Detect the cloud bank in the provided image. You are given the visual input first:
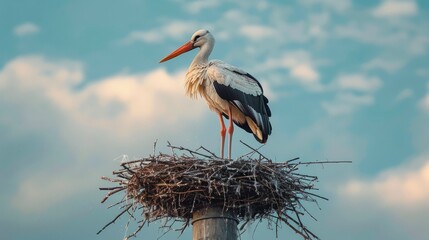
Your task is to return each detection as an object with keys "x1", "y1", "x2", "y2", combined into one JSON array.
[{"x1": 0, "y1": 55, "x2": 207, "y2": 213}]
